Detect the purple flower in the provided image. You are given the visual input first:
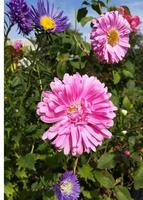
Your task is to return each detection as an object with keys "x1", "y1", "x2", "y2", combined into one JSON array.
[
  {"x1": 31, "y1": 0, "x2": 69, "y2": 32},
  {"x1": 7, "y1": 0, "x2": 33, "y2": 35},
  {"x1": 52, "y1": 171, "x2": 80, "y2": 200}
]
